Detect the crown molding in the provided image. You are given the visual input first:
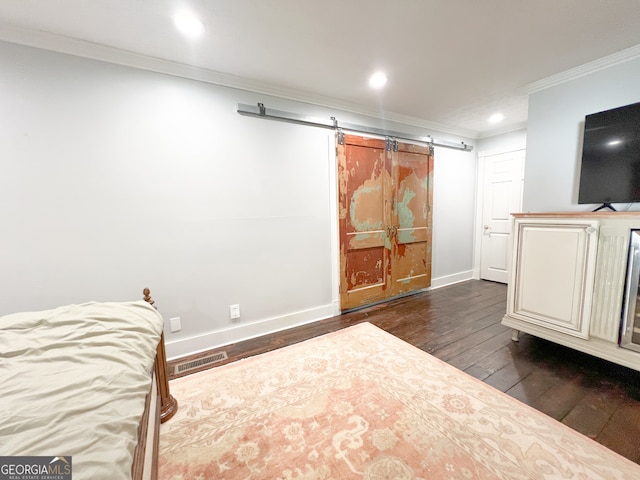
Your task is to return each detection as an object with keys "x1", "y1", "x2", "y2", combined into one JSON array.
[
  {"x1": 524, "y1": 43, "x2": 640, "y2": 94},
  {"x1": 0, "y1": 21, "x2": 479, "y2": 140},
  {"x1": 476, "y1": 121, "x2": 528, "y2": 140}
]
